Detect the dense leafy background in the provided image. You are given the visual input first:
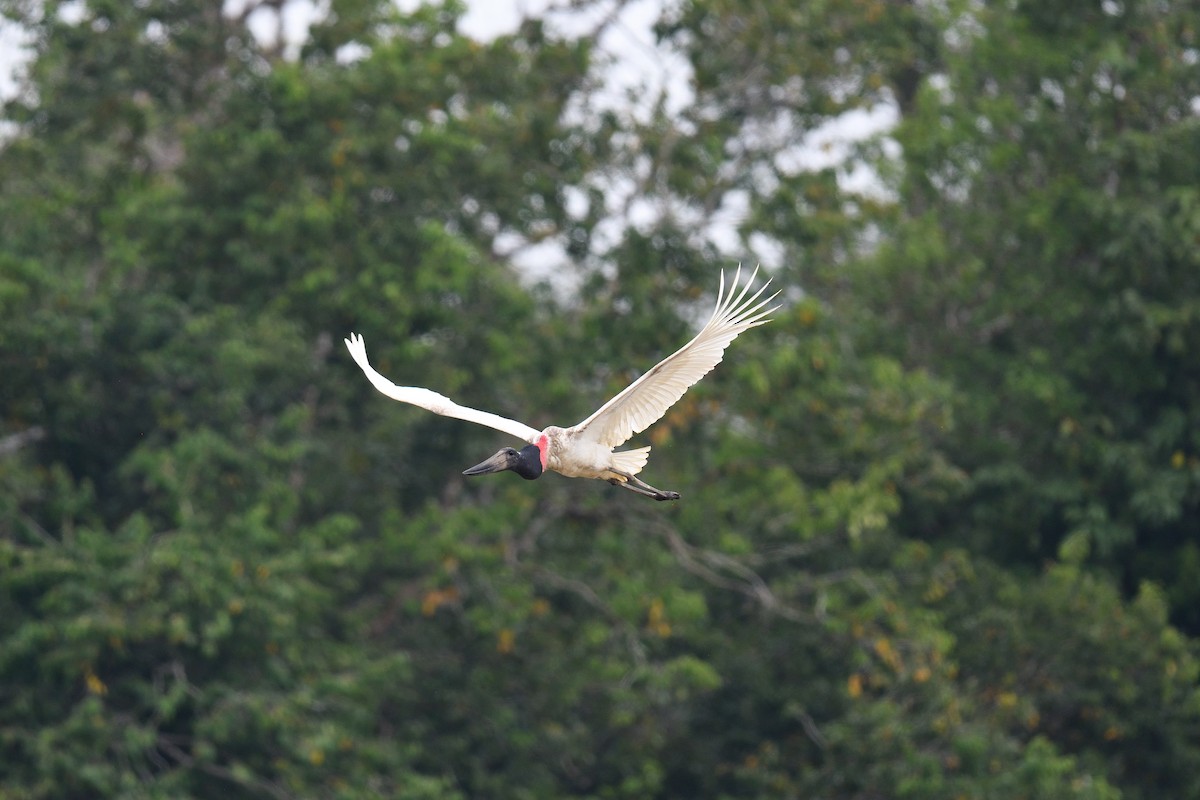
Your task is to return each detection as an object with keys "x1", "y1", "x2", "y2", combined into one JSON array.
[{"x1": 2, "y1": 0, "x2": 1198, "y2": 797}]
